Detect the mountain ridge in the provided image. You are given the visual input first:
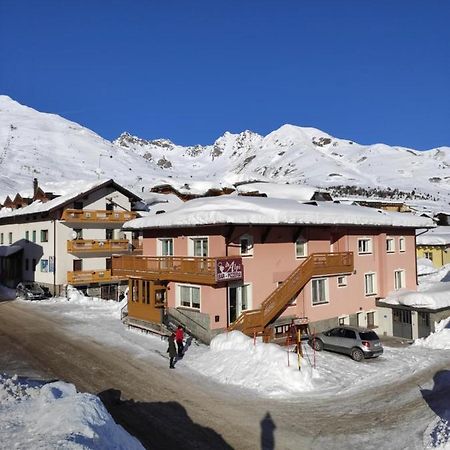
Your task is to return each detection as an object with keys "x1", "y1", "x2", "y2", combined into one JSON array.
[{"x1": 0, "y1": 96, "x2": 449, "y2": 213}]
